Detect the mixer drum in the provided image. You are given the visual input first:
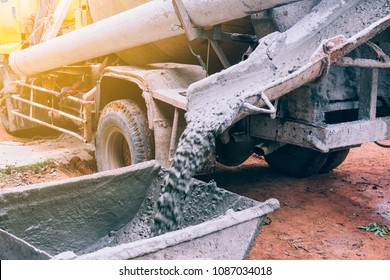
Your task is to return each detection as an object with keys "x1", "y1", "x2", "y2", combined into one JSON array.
[{"x1": 88, "y1": 0, "x2": 255, "y2": 72}]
